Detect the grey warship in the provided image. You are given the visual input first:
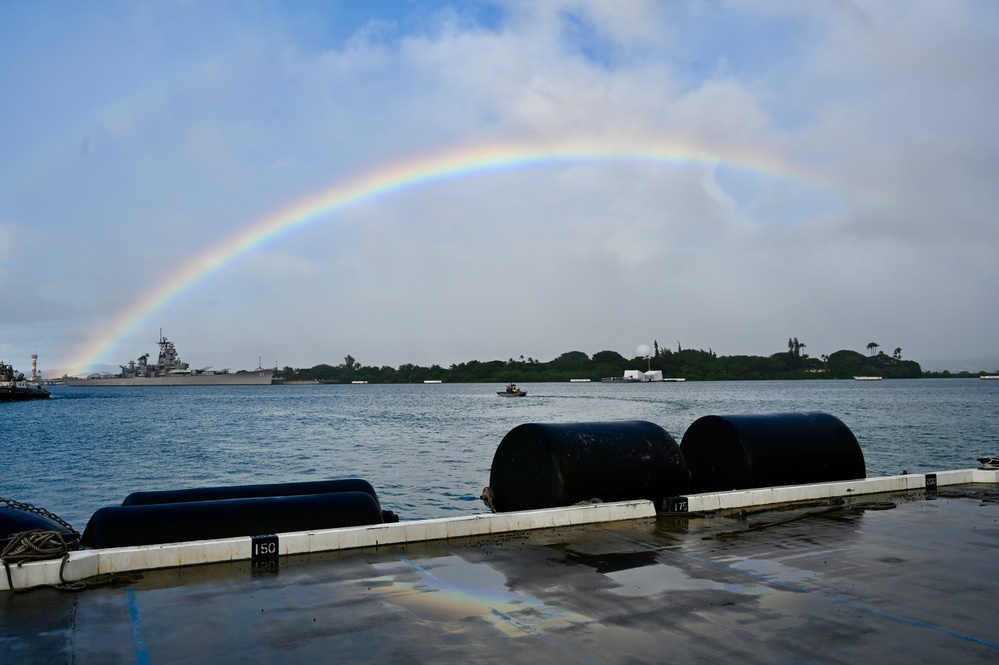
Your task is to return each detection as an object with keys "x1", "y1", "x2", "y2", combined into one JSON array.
[{"x1": 64, "y1": 334, "x2": 274, "y2": 386}]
